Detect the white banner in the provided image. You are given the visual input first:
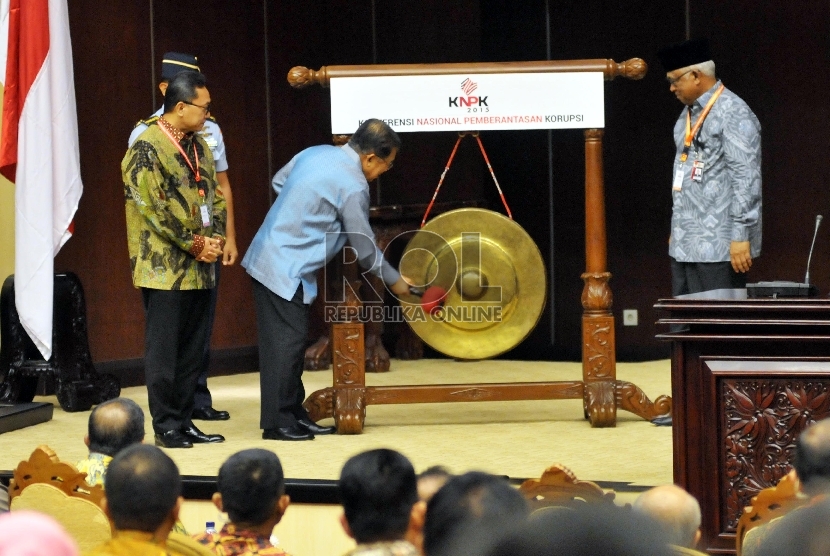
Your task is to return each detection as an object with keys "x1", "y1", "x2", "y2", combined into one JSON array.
[{"x1": 330, "y1": 72, "x2": 604, "y2": 134}]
